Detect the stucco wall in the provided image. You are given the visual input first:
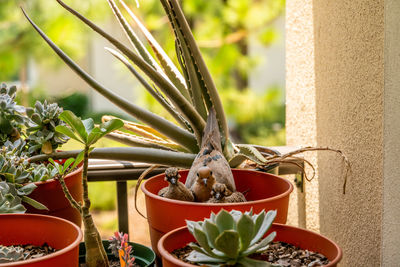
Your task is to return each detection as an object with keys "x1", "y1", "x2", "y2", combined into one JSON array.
[{"x1": 286, "y1": 0, "x2": 400, "y2": 266}]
